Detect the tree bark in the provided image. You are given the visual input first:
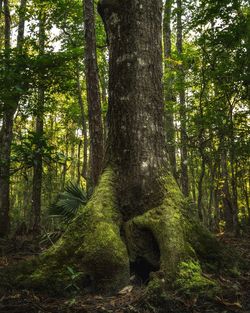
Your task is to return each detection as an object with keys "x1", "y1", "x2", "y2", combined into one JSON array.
[
  {"x1": 0, "y1": 112, "x2": 13, "y2": 237},
  {"x1": 0, "y1": 0, "x2": 27, "y2": 237},
  {"x1": 30, "y1": 13, "x2": 45, "y2": 235},
  {"x1": 176, "y1": 0, "x2": 189, "y2": 197},
  {"x1": 17, "y1": 0, "x2": 27, "y2": 53},
  {"x1": 76, "y1": 60, "x2": 88, "y2": 180},
  {"x1": 84, "y1": 0, "x2": 104, "y2": 186},
  {"x1": 0, "y1": 0, "x2": 3, "y2": 49},
  {"x1": 101, "y1": 0, "x2": 167, "y2": 219},
  {"x1": 0, "y1": 0, "x2": 12, "y2": 237},
  {"x1": 163, "y1": 0, "x2": 177, "y2": 180},
  {"x1": 221, "y1": 150, "x2": 234, "y2": 232}
]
